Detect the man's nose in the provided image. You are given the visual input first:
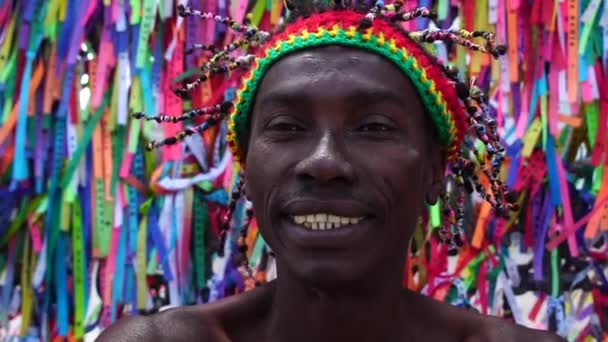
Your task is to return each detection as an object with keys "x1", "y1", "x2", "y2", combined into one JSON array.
[{"x1": 294, "y1": 132, "x2": 355, "y2": 183}]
